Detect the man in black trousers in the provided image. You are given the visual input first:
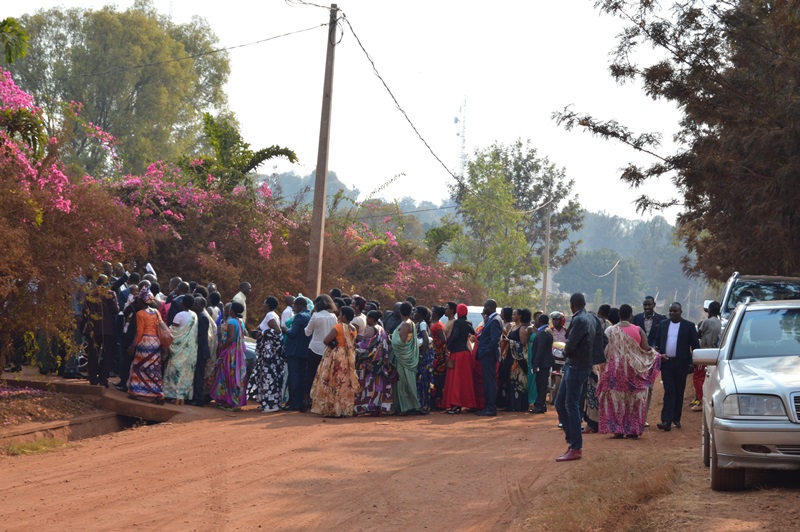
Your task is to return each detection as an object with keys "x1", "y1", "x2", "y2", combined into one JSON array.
[
  {"x1": 475, "y1": 299, "x2": 503, "y2": 416},
  {"x1": 530, "y1": 313, "x2": 554, "y2": 414},
  {"x1": 656, "y1": 302, "x2": 699, "y2": 431}
]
